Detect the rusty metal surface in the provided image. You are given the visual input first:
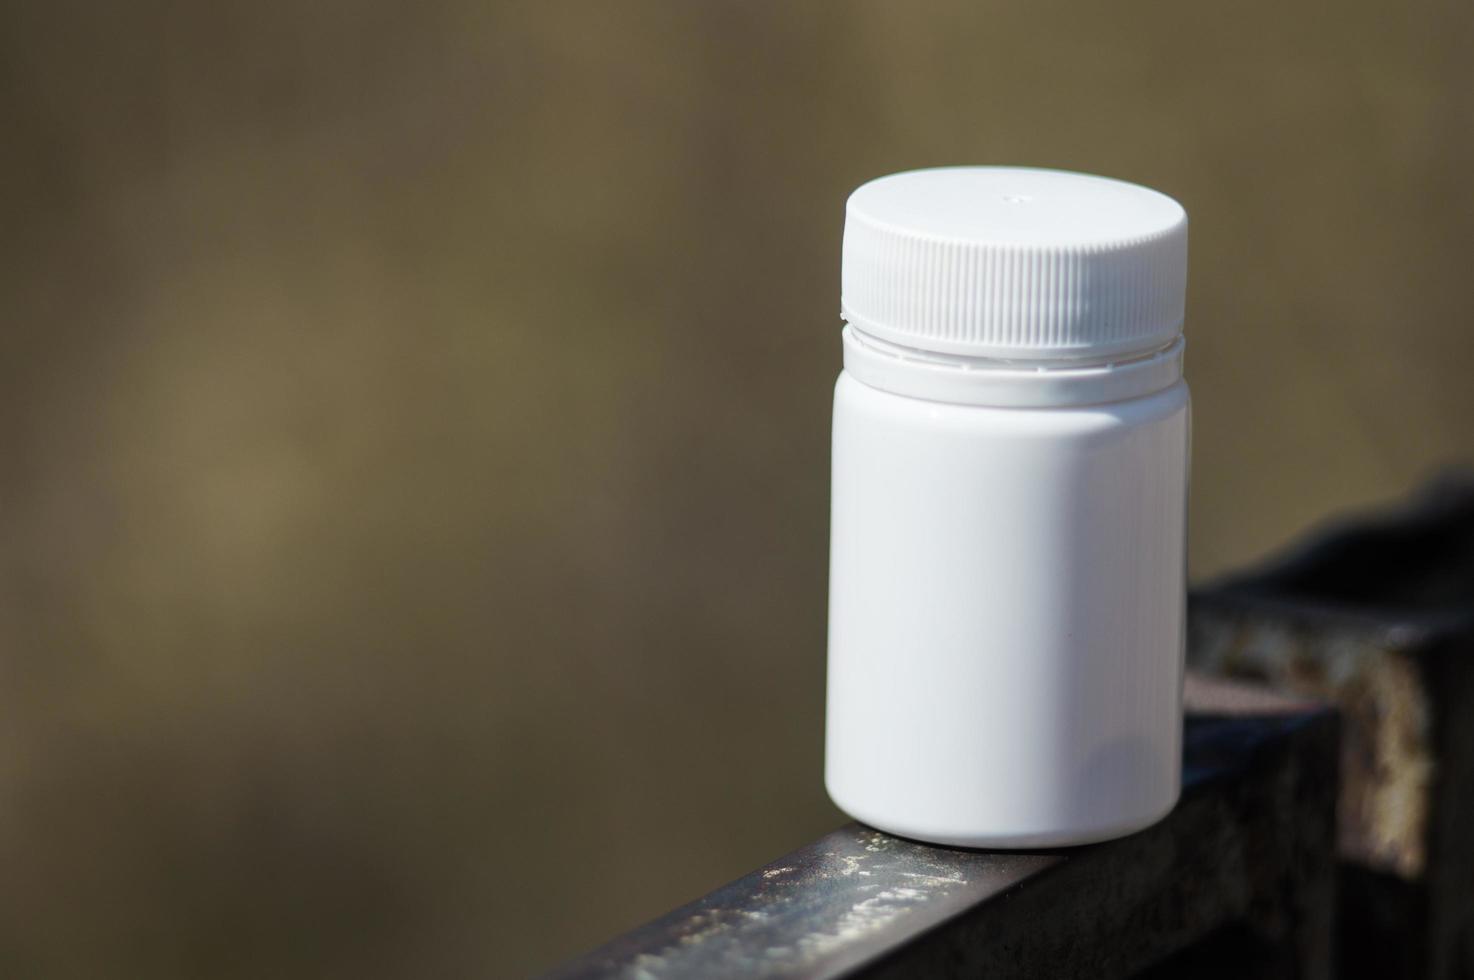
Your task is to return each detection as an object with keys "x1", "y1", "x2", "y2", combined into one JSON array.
[
  {"x1": 550, "y1": 827, "x2": 1059, "y2": 980},
  {"x1": 1191, "y1": 609, "x2": 1438, "y2": 878},
  {"x1": 546, "y1": 698, "x2": 1337, "y2": 980},
  {"x1": 1190, "y1": 472, "x2": 1474, "y2": 980}
]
